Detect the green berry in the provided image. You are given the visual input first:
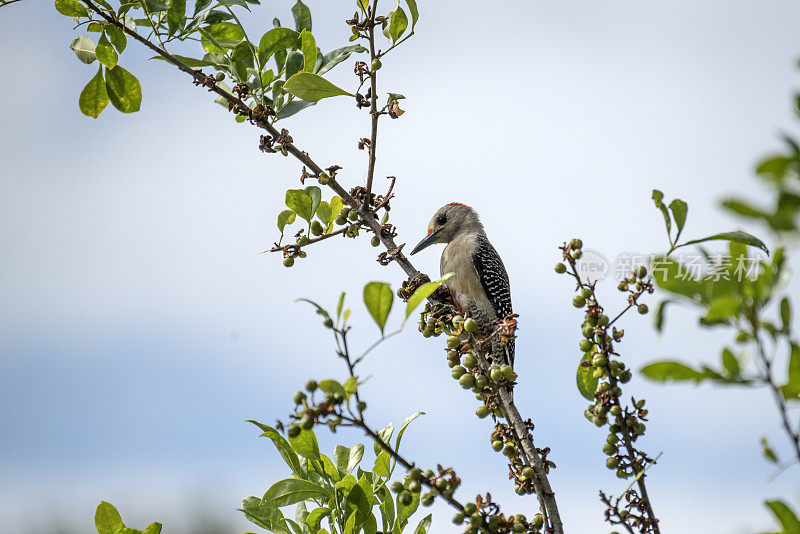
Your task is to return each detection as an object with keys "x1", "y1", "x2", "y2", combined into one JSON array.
[
  {"x1": 293, "y1": 391, "x2": 306, "y2": 404},
  {"x1": 555, "y1": 262, "x2": 567, "y2": 274},
  {"x1": 501, "y1": 365, "x2": 515, "y2": 380},
  {"x1": 570, "y1": 238, "x2": 583, "y2": 250},
  {"x1": 371, "y1": 58, "x2": 382, "y2": 70},
  {"x1": 618, "y1": 281, "x2": 628, "y2": 291},
  {"x1": 636, "y1": 265, "x2": 647, "y2": 278},
  {"x1": 607, "y1": 433, "x2": 619, "y2": 444},
  {"x1": 317, "y1": 172, "x2": 330, "y2": 185},
  {"x1": 598, "y1": 315, "x2": 609, "y2": 326},
  {"x1": 283, "y1": 257, "x2": 295, "y2": 267},
  {"x1": 447, "y1": 335, "x2": 461, "y2": 349},
  {"x1": 453, "y1": 513, "x2": 465, "y2": 525},
  {"x1": 462, "y1": 354, "x2": 477, "y2": 368},
  {"x1": 579, "y1": 339, "x2": 594, "y2": 352},
  {"x1": 311, "y1": 221, "x2": 323, "y2": 236},
  {"x1": 476, "y1": 405, "x2": 490, "y2": 418},
  {"x1": 532, "y1": 513, "x2": 544, "y2": 528},
  {"x1": 348, "y1": 210, "x2": 359, "y2": 221},
  {"x1": 638, "y1": 304, "x2": 649, "y2": 314},
  {"x1": 335, "y1": 215, "x2": 347, "y2": 225},
  {"x1": 215, "y1": 72, "x2": 226, "y2": 81},
  {"x1": 491, "y1": 440, "x2": 503, "y2": 451},
  {"x1": 391, "y1": 481, "x2": 404, "y2": 493},
  {"x1": 610, "y1": 405, "x2": 622, "y2": 416},
  {"x1": 573, "y1": 249, "x2": 583, "y2": 259},
  {"x1": 592, "y1": 354, "x2": 607, "y2": 367},
  {"x1": 287, "y1": 424, "x2": 301, "y2": 438},
  {"x1": 301, "y1": 416, "x2": 314, "y2": 430},
  {"x1": 522, "y1": 466, "x2": 535, "y2": 479},
  {"x1": 603, "y1": 443, "x2": 617, "y2": 455},
  {"x1": 371, "y1": 235, "x2": 380, "y2": 247},
  {"x1": 581, "y1": 287, "x2": 592, "y2": 298},
  {"x1": 399, "y1": 492, "x2": 412, "y2": 506},
  {"x1": 407, "y1": 480, "x2": 421, "y2": 493},
  {"x1": 323, "y1": 317, "x2": 334, "y2": 328},
  {"x1": 451, "y1": 365, "x2": 466, "y2": 379},
  {"x1": 459, "y1": 373, "x2": 475, "y2": 389},
  {"x1": 421, "y1": 493, "x2": 434, "y2": 506},
  {"x1": 490, "y1": 368, "x2": 504, "y2": 382},
  {"x1": 463, "y1": 318, "x2": 478, "y2": 333},
  {"x1": 464, "y1": 503, "x2": 477, "y2": 515},
  {"x1": 606, "y1": 457, "x2": 619, "y2": 469},
  {"x1": 512, "y1": 523, "x2": 525, "y2": 533},
  {"x1": 573, "y1": 295, "x2": 586, "y2": 308},
  {"x1": 305, "y1": 380, "x2": 318, "y2": 392},
  {"x1": 620, "y1": 370, "x2": 632, "y2": 383},
  {"x1": 357, "y1": 401, "x2": 367, "y2": 411},
  {"x1": 297, "y1": 235, "x2": 309, "y2": 246},
  {"x1": 582, "y1": 325, "x2": 595, "y2": 338}
]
